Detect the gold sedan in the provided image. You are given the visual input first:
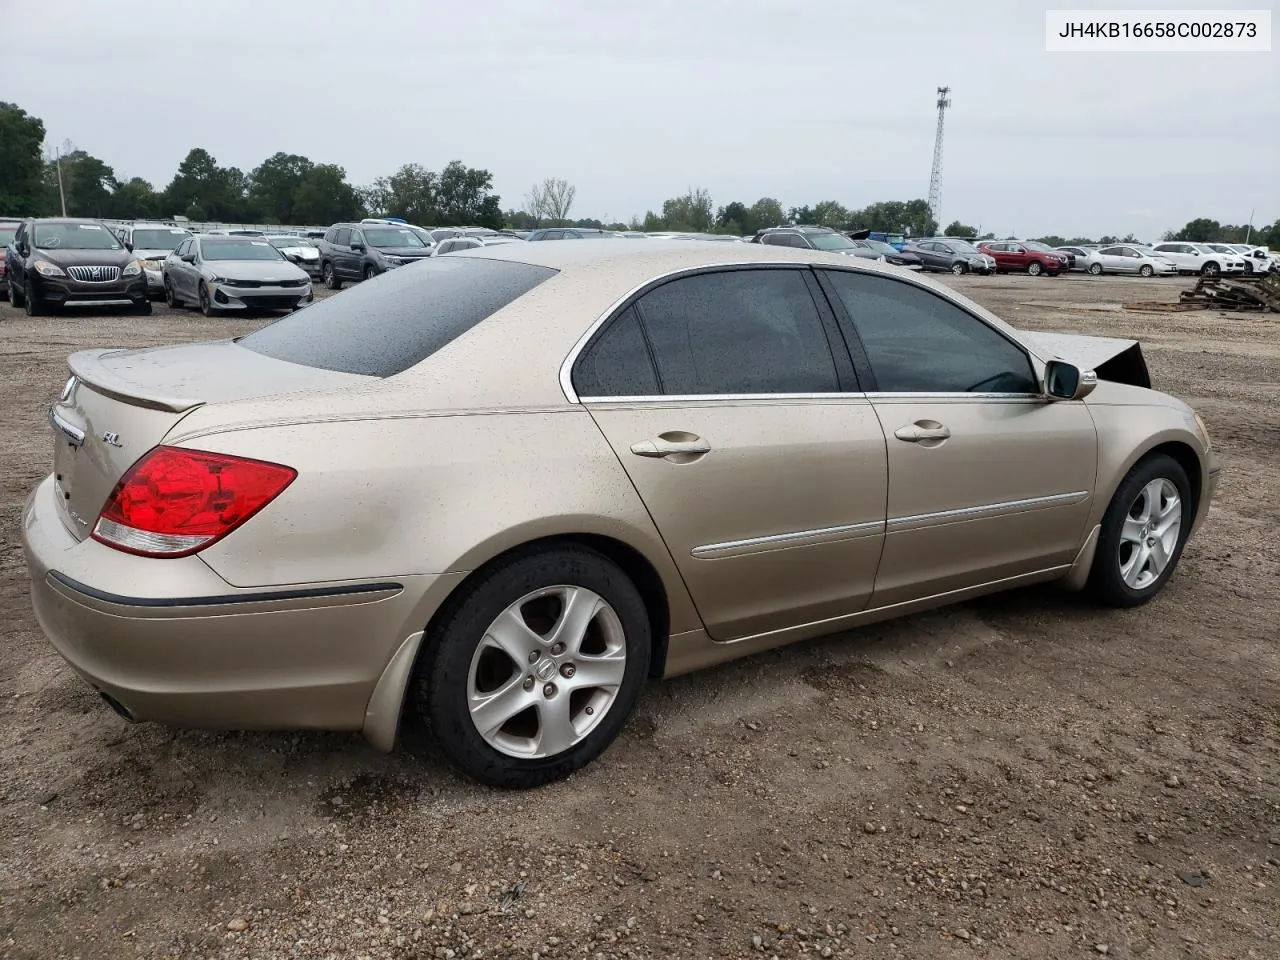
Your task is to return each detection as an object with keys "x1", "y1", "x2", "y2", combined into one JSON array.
[{"x1": 23, "y1": 241, "x2": 1219, "y2": 787}]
